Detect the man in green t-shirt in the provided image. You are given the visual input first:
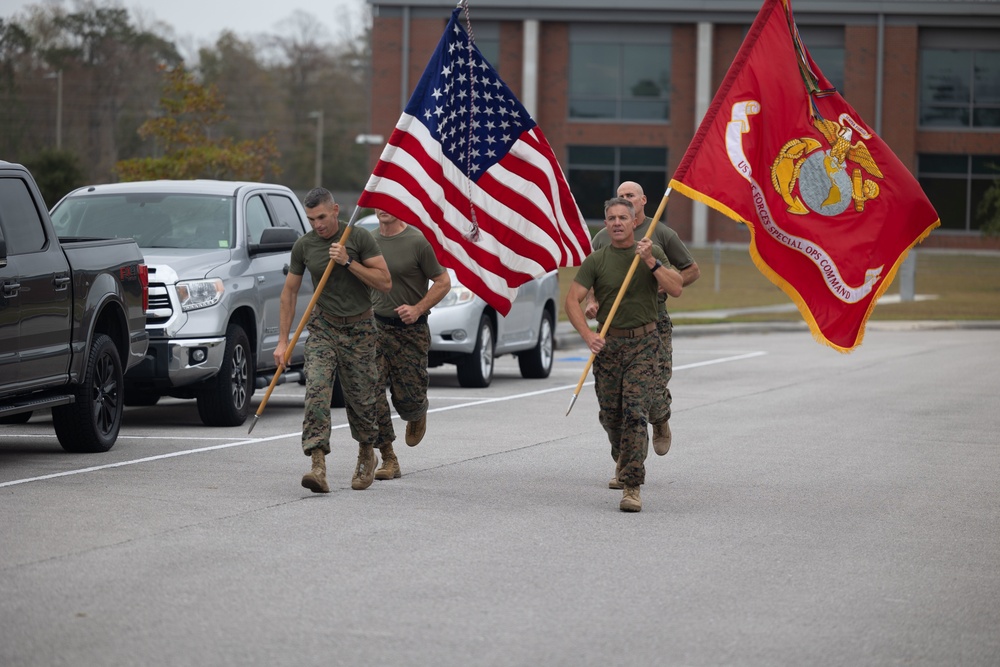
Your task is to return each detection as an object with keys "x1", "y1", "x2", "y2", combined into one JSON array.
[
  {"x1": 274, "y1": 188, "x2": 391, "y2": 494},
  {"x1": 565, "y1": 197, "x2": 684, "y2": 512},
  {"x1": 369, "y1": 210, "x2": 451, "y2": 480},
  {"x1": 588, "y1": 181, "x2": 701, "y2": 483}
]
